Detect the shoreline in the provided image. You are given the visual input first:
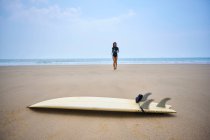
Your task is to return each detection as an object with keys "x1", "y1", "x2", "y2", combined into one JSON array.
[
  {"x1": 0, "y1": 63, "x2": 210, "y2": 67},
  {"x1": 0, "y1": 58, "x2": 210, "y2": 66}
]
